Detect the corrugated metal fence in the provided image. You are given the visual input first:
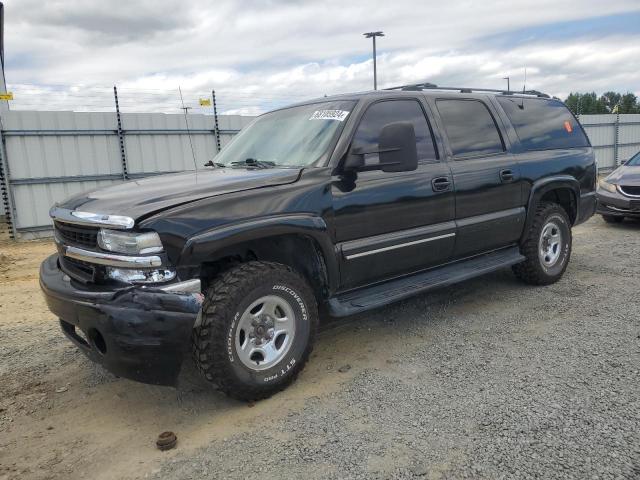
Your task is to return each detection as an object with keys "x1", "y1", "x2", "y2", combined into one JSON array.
[
  {"x1": 1, "y1": 111, "x2": 639, "y2": 240},
  {"x1": 578, "y1": 114, "x2": 640, "y2": 171},
  {"x1": 0, "y1": 111, "x2": 254, "y2": 239}
]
